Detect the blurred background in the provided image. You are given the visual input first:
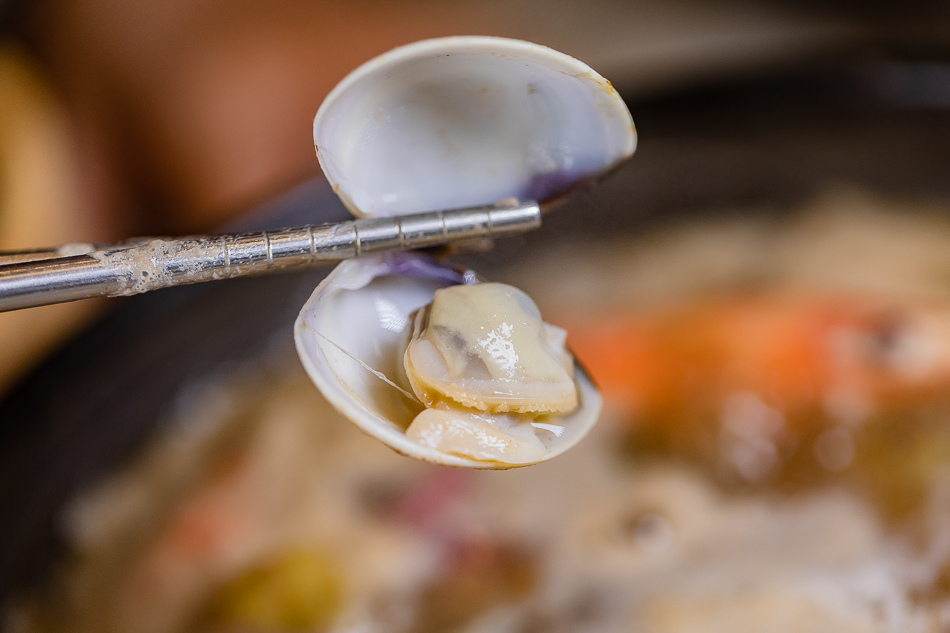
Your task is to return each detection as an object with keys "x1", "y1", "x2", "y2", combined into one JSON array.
[{"x1": 2, "y1": 1, "x2": 950, "y2": 631}]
